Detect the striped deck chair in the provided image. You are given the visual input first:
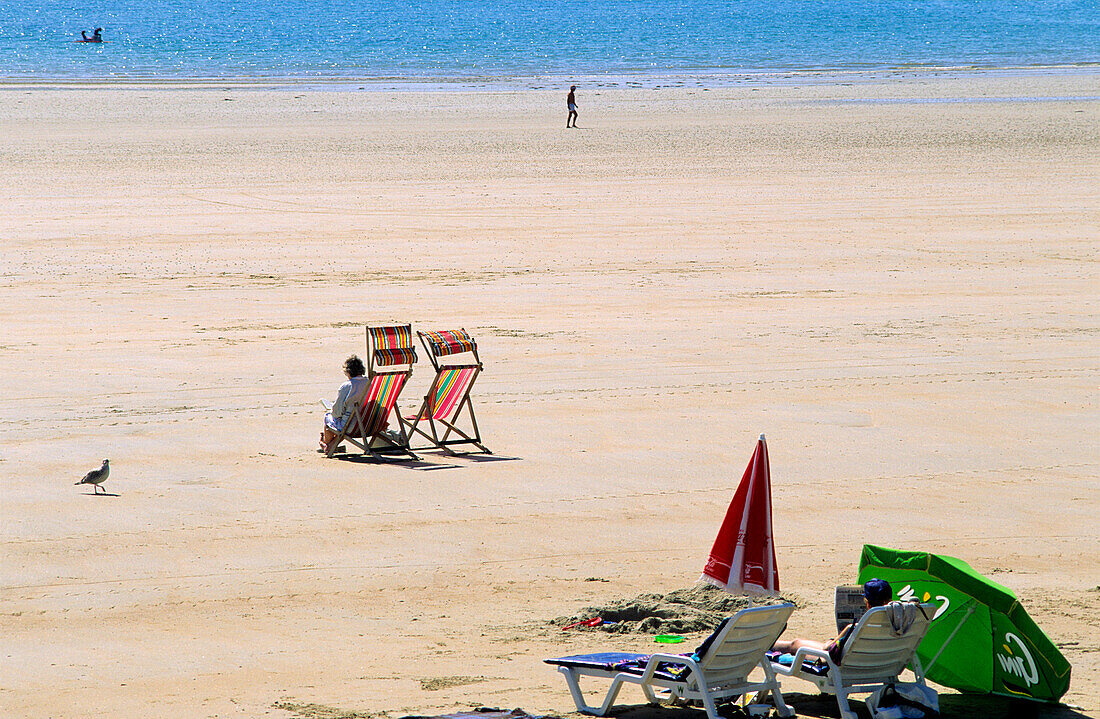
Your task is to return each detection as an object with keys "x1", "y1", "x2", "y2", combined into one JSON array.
[
  {"x1": 326, "y1": 324, "x2": 418, "y2": 461},
  {"x1": 403, "y1": 328, "x2": 490, "y2": 454}
]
